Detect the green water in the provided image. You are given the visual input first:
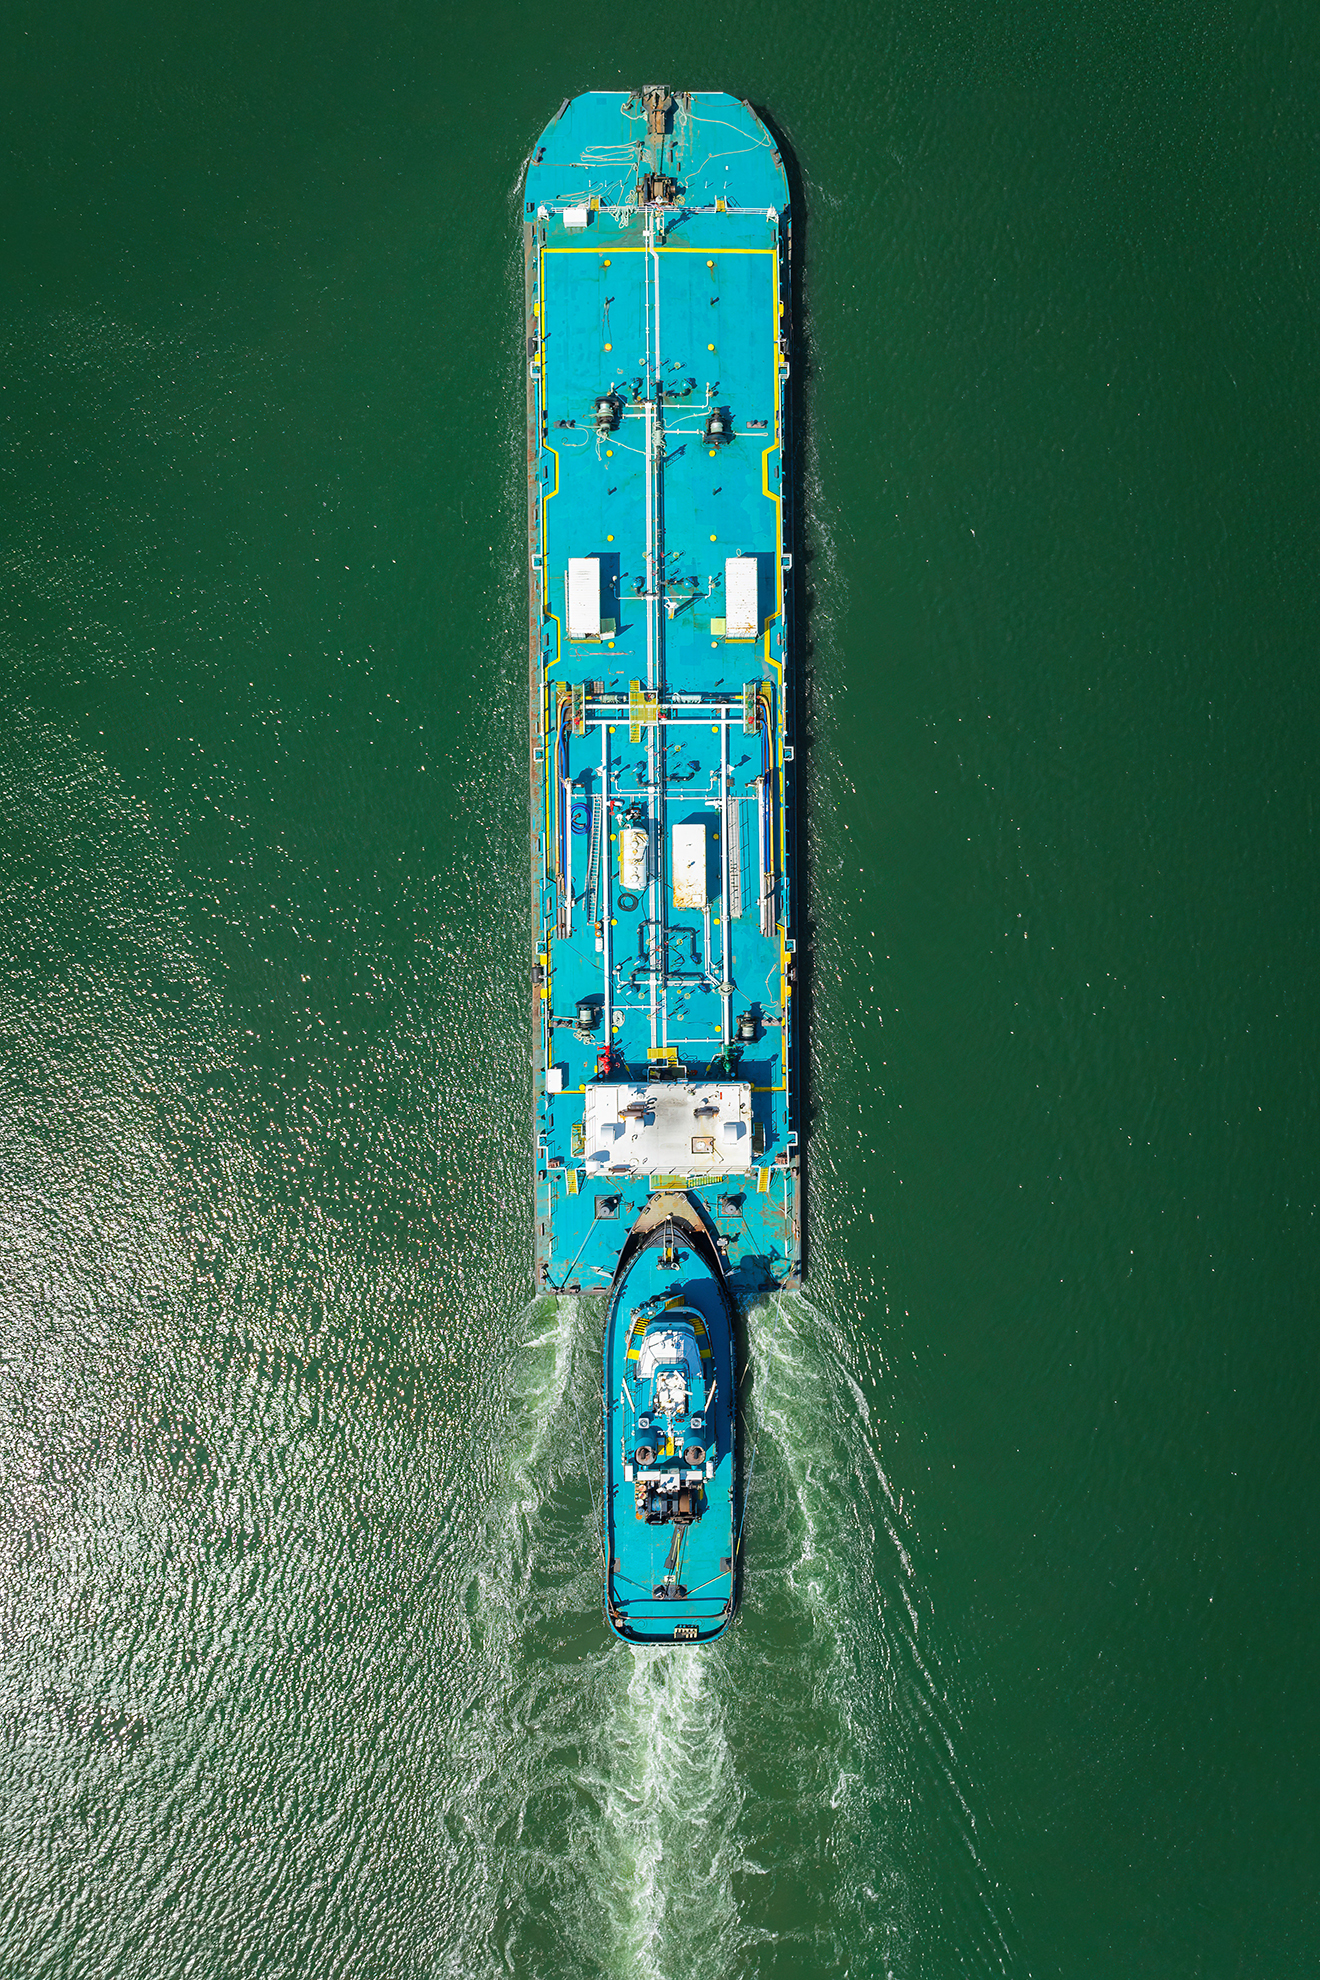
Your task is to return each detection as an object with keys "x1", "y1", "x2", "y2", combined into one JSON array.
[{"x1": 3, "y1": 5, "x2": 1317, "y2": 1975}]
